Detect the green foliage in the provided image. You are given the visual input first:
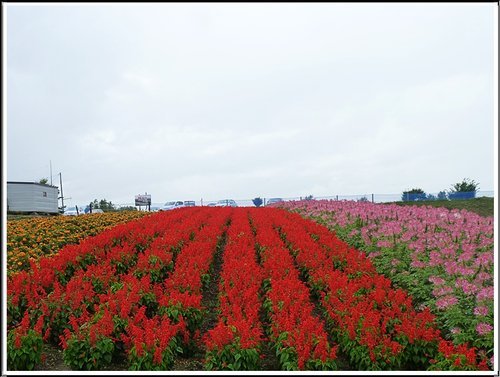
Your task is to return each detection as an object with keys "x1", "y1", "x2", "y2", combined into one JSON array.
[
  {"x1": 336, "y1": 331, "x2": 403, "y2": 371},
  {"x1": 448, "y1": 178, "x2": 479, "y2": 200},
  {"x1": 306, "y1": 357, "x2": 338, "y2": 371},
  {"x1": 276, "y1": 344, "x2": 298, "y2": 371},
  {"x1": 272, "y1": 332, "x2": 337, "y2": 371},
  {"x1": 91, "y1": 199, "x2": 116, "y2": 212},
  {"x1": 38, "y1": 178, "x2": 49, "y2": 185},
  {"x1": 304, "y1": 195, "x2": 314, "y2": 201},
  {"x1": 395, "y1": 336, "x2": 437, "y2": 370},
  {"x1": 205, "y1": 343, "x2": 260, "y2": 370},
  {"x1": 252, "y1": 197, "x2": 263, "y2": 207},
  {"x1": 7, "y1": 329, "x2": 43, "y2": 370},
  {"x1": 201, "y1": 273, "x2": 211, "y2": 289},
  {"x1": 139, "y1": 291, "x2": 159, "y2": 318},
  {"x1": 428, "y1": 353, "x2": 481, "y2": 371},
  {"x1": 159, "y1": 304, "x2": 203, "y2": 333},
  {"x1": 63, "y1": 336, "x2": 114, "y2": 370},
  {"x1": 128, "y1": 337, "x2": 182, "y2": 371},
  {"x1": 451, "y1": 178, "x2": 479, "y2": 193}
]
